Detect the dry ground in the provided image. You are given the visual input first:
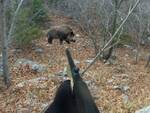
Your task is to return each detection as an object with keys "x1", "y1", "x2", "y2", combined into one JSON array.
[{"x1": 0, "y1": 16, "x2": 150, "y2": 113}]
